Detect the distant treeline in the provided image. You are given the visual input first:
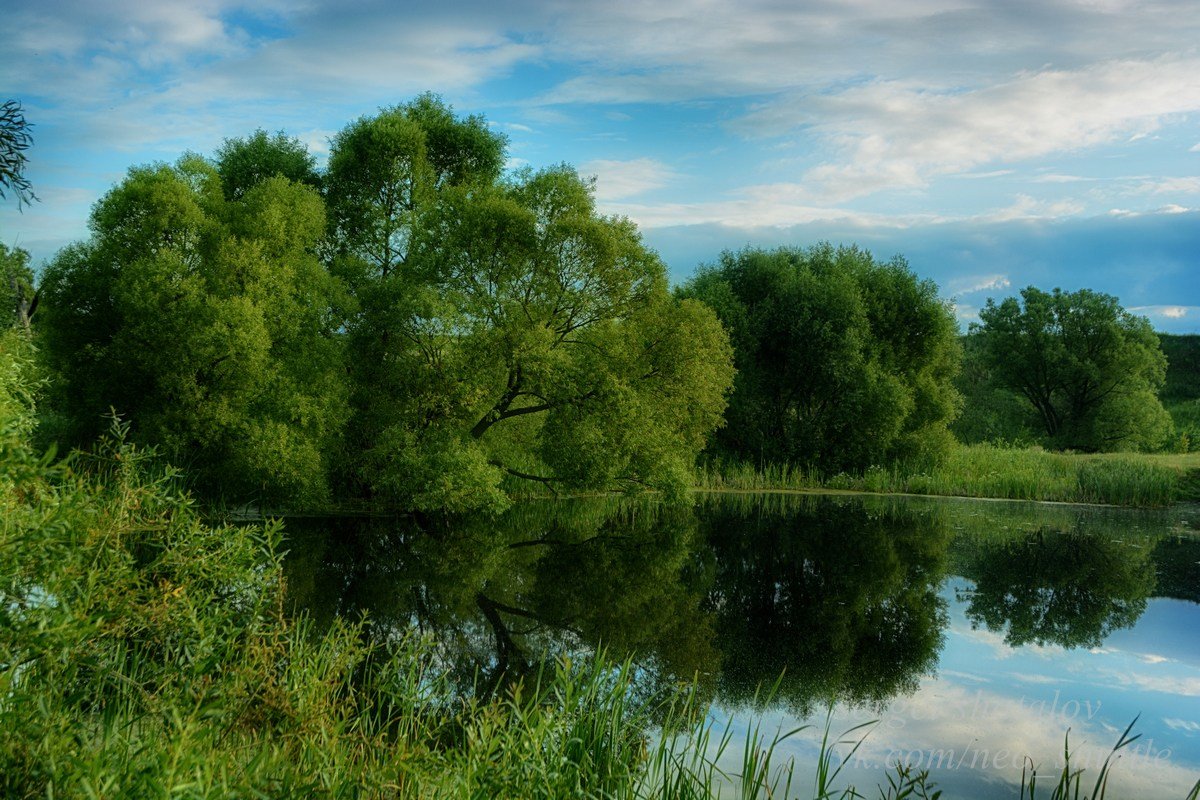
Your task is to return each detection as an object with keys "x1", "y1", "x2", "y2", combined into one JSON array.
[{"x1": 5, "y1": 94, "x2": 1196, "y2": 512}]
